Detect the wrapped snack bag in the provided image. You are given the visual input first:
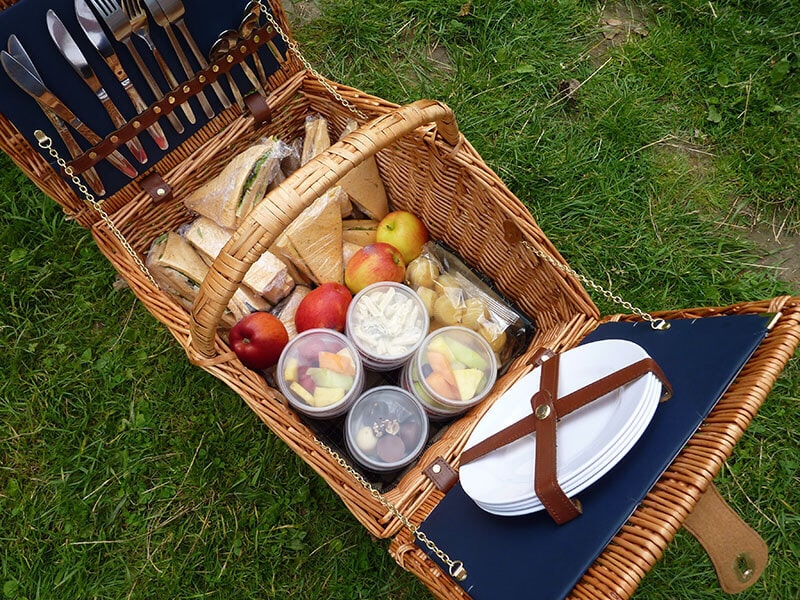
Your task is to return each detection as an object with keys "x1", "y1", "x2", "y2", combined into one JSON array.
[{"x1": 405, "y1": 242, "x2": 534, "y2": 371}]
